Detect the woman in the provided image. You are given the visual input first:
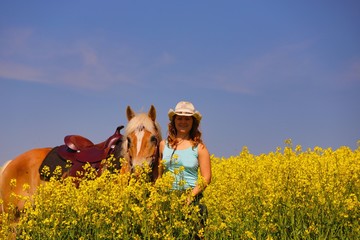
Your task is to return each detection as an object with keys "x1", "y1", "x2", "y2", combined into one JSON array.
[{"x1": 159, "y1": 101, "x2": 211, "y2": 207}]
